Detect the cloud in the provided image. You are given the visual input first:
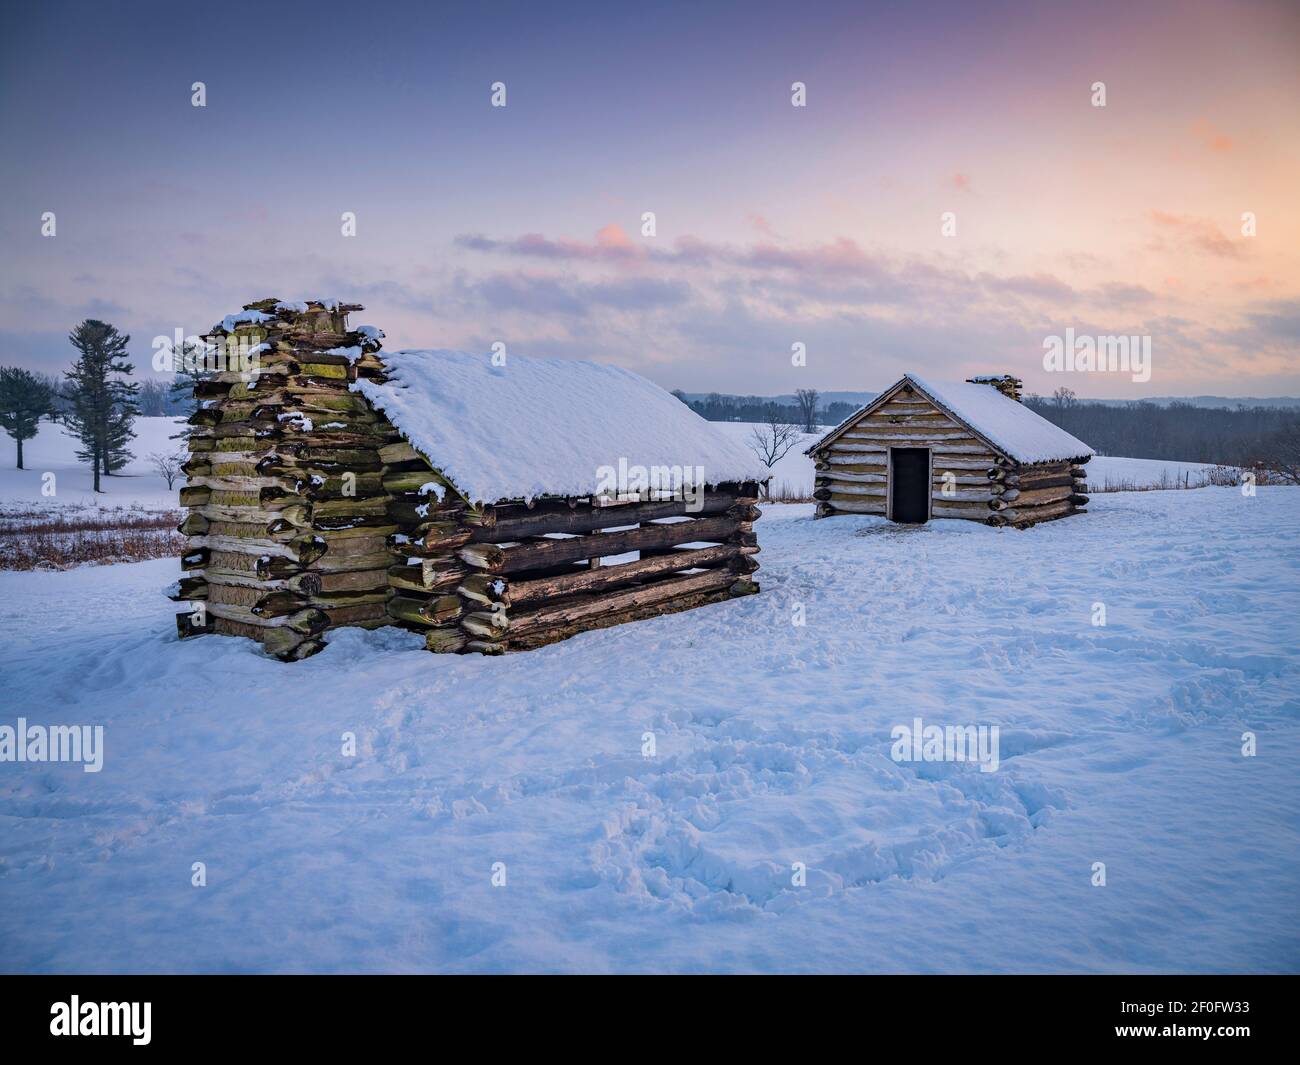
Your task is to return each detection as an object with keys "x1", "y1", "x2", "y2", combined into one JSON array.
[
  {"x1": 1191, "y1": 118, "x2": 1234, "y2": 153},
  {"x1": 980, "y1": 272, "x2": 1076, "y2": 302},
  {"x1": 1090, "y1": 282, "x2": 1156, "y2": 306},
  {"x1": 0, "y1": 329, "x2": 80, "y2": 375},
  {"x1": 419, "y1": 228, "x2": 1163, "y2": 390},
  {"x1": 1238, "y1": 299, "x2": 1300, "y2": 343},
  {"x1": 455, "y1": 272, "x2": 691, "y2": 317},
  {"x1": 11, "y1": 210, "x2": 1289, "y2": 398},
  {"x1": 458, "y1": 229, "x2": 975, "y2": 307},
  {"x1": 452, "y1": 227, "x2": 1183, "y2": 342},
  {"x1": 1149, "y1": 210, "x2": 1243, "y2": 259},
  {"x1": 455, "y1": 224, "x2": 645, "y2": 264},
  {"x1": 422, "y1": 222, "x2": 1300, "y2": 394},
  {"x1": 316, "y1": 277, "x2": 433, "y2": 314},
  {"x1": 458, "y1": 227, "x2": 900, "y2": 279}
]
